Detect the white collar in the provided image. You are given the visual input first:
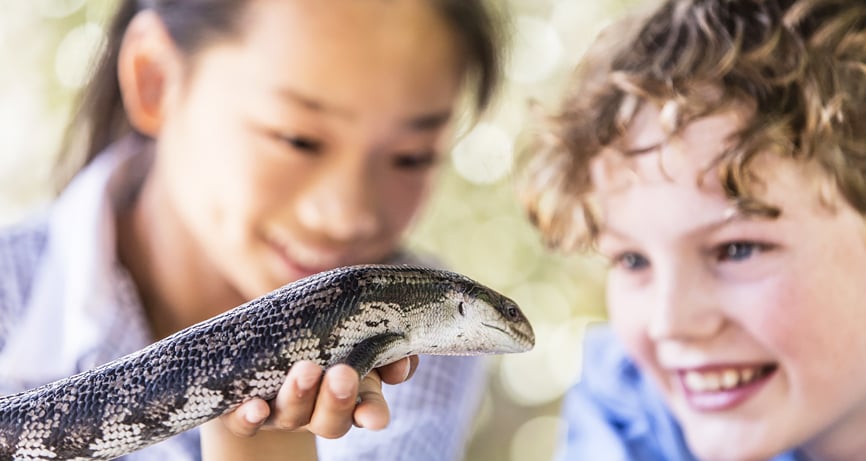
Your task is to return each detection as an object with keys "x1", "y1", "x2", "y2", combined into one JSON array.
[{"x1": 0, "y1": 136, "x2": 154, "y2": 386}]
